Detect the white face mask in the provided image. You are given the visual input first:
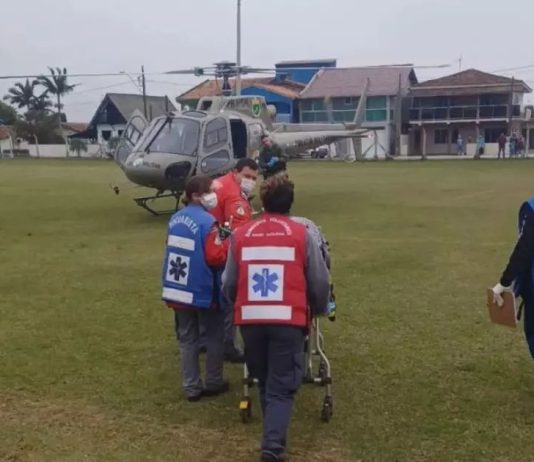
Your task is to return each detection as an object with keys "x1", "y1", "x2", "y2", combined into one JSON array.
[
  {"x1": 200, "y1": 192, "x2": 218, "y2": 210},
  {"x1": 240, "y1": 178, "x2": 256, "y2": 196}
]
